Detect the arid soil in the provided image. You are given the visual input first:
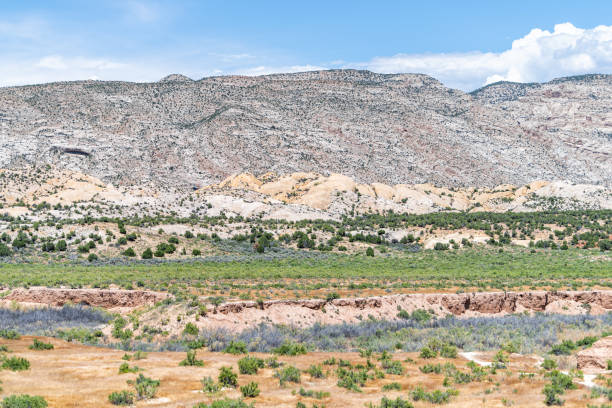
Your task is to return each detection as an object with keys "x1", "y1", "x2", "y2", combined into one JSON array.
[
  {"x1": 186, "y1": 290, "x2": 612, "y2": 332},
  {"x1": 2, "y1": 288, "x2": 169, "y2": 311},
  {"x1": 0, "y1": 336, "x2": 599, "y2": 408},
  {"x1": 577, "y1": 336, "x2": 612, "y2": 371}
]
